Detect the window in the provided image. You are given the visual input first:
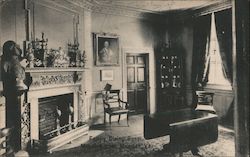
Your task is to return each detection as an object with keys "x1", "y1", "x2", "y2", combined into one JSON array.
[{"x1": 207, "y1": 13, "x2": 231, "y2": 90}]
